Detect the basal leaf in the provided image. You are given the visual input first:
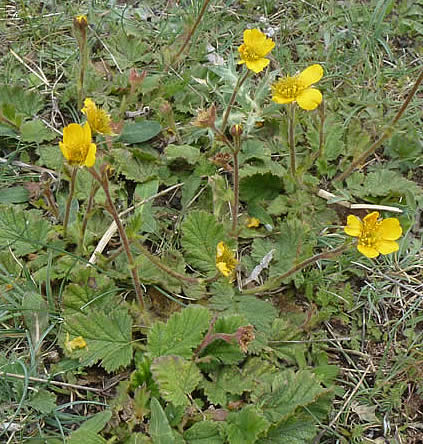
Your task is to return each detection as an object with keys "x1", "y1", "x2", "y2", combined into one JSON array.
[
  {"x1": 0, "y1": 186, "x2": 29, "y2": 204},
  {"x1": 226, "y1": 406, "x2": 269, "y2": 444},
  {"x1": 20, "y1": 120, "x2": 55, "y2": 143},
  {"x1": 68, "y1": 411, "x2": 112, "y2": 444},
  {"x1": 63, "y1": 309, "x2": 133, "y2": 372},
  {"x1": 181, "y1": 211, "x2": 226, "y2": 273},
  {"x1": 165, "y1": 144, "x2": 201, "y2": 165},
  {"x1": 184, "y1": 421, "x2": 224, "y2": 444},
  {"x1": 119, "y1": 120, "x2": 162, "y2": 144},
  {"x1": 151, "y1": 355, "x2": 202, "y2": 407},
  {"x1": 22, "y1": 292, "x2": 49, "y2": 347},
  {"x1": 257, "y1": 415, "x2": 316, "y2": 444},
  {"x1": 147, "y1": 305, "x2": 210, "y2": 358},
  {"x1": 27, "y1": 389, "x2": 56, "y2": 414},
  {"x1": 258, "y1": 369, "x2": 328, "y2": 423}
]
